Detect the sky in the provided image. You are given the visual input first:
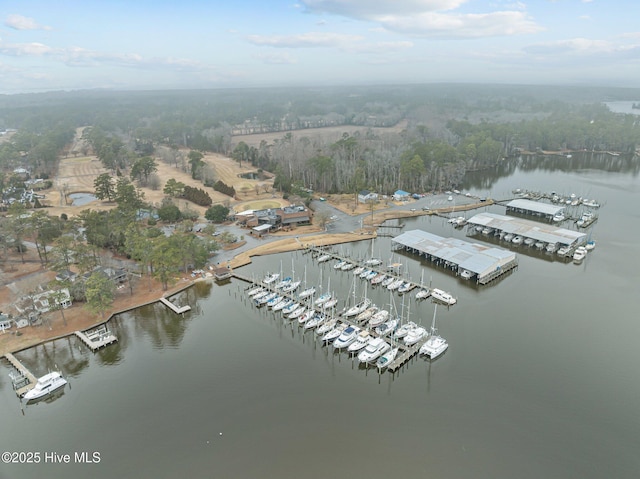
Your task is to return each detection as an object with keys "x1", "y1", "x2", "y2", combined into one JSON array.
[{"x1": 0, "y1": 0, "x2": 639, "y2": 93}]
